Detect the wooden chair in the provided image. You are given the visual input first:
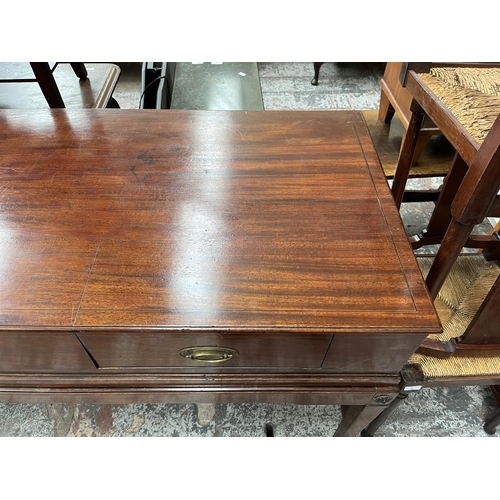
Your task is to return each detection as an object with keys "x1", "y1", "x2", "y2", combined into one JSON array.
[
  {"x1": 0, "y1": 62, "x2": 121, "y2": 109},
  {"x1": 391, "y1": 64, "x2": 500, "y2": 256},
  {"x1": 379, "y1": 62, "x2": 441, "y2": 170},
  {"x1": 359, "y1": 68, "x2": 500, "y2": 436},
  {"x1": 378, "y1": 63, "x2": 500, "y2": 208}
]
